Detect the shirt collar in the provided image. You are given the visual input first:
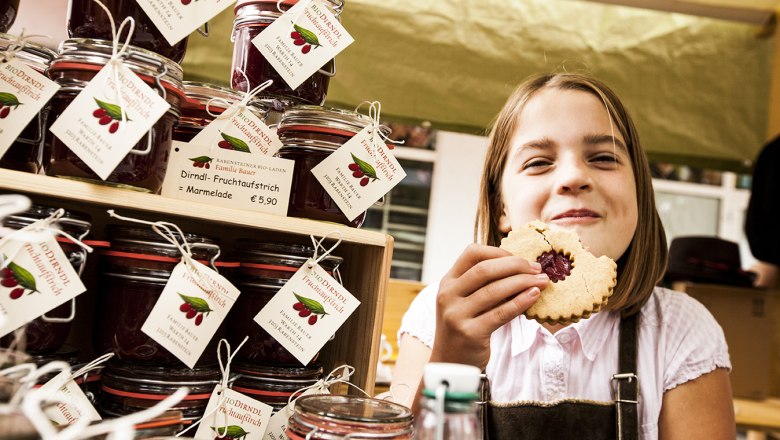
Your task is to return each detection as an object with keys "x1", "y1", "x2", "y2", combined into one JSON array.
[{"x1": 509, "y1": 309, "x2": 620, "y2": 361}]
